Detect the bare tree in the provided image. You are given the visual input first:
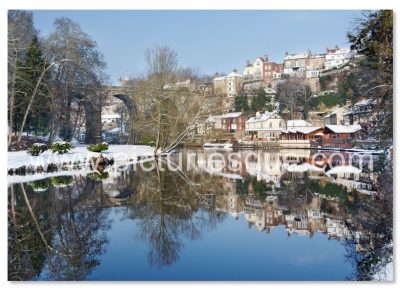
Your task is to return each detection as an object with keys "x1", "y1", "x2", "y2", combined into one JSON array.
[
  {"x1": 43, "y1": 17, "x2": 108, "y2": 141},
  {"x1": 8, "y1": 11, "x2": 37, "y2": 147},
  {"x1": 276, "y1": 77, "x2": 309, "y2": 119},
  {"x1": 137, "y1": 45, "x2": 216, "y2": 155}
]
